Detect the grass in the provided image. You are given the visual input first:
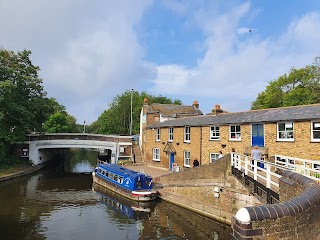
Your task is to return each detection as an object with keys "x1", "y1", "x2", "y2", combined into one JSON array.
[{"x1": 0, "y1": 157, "x2": 33, "y2": 177}]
